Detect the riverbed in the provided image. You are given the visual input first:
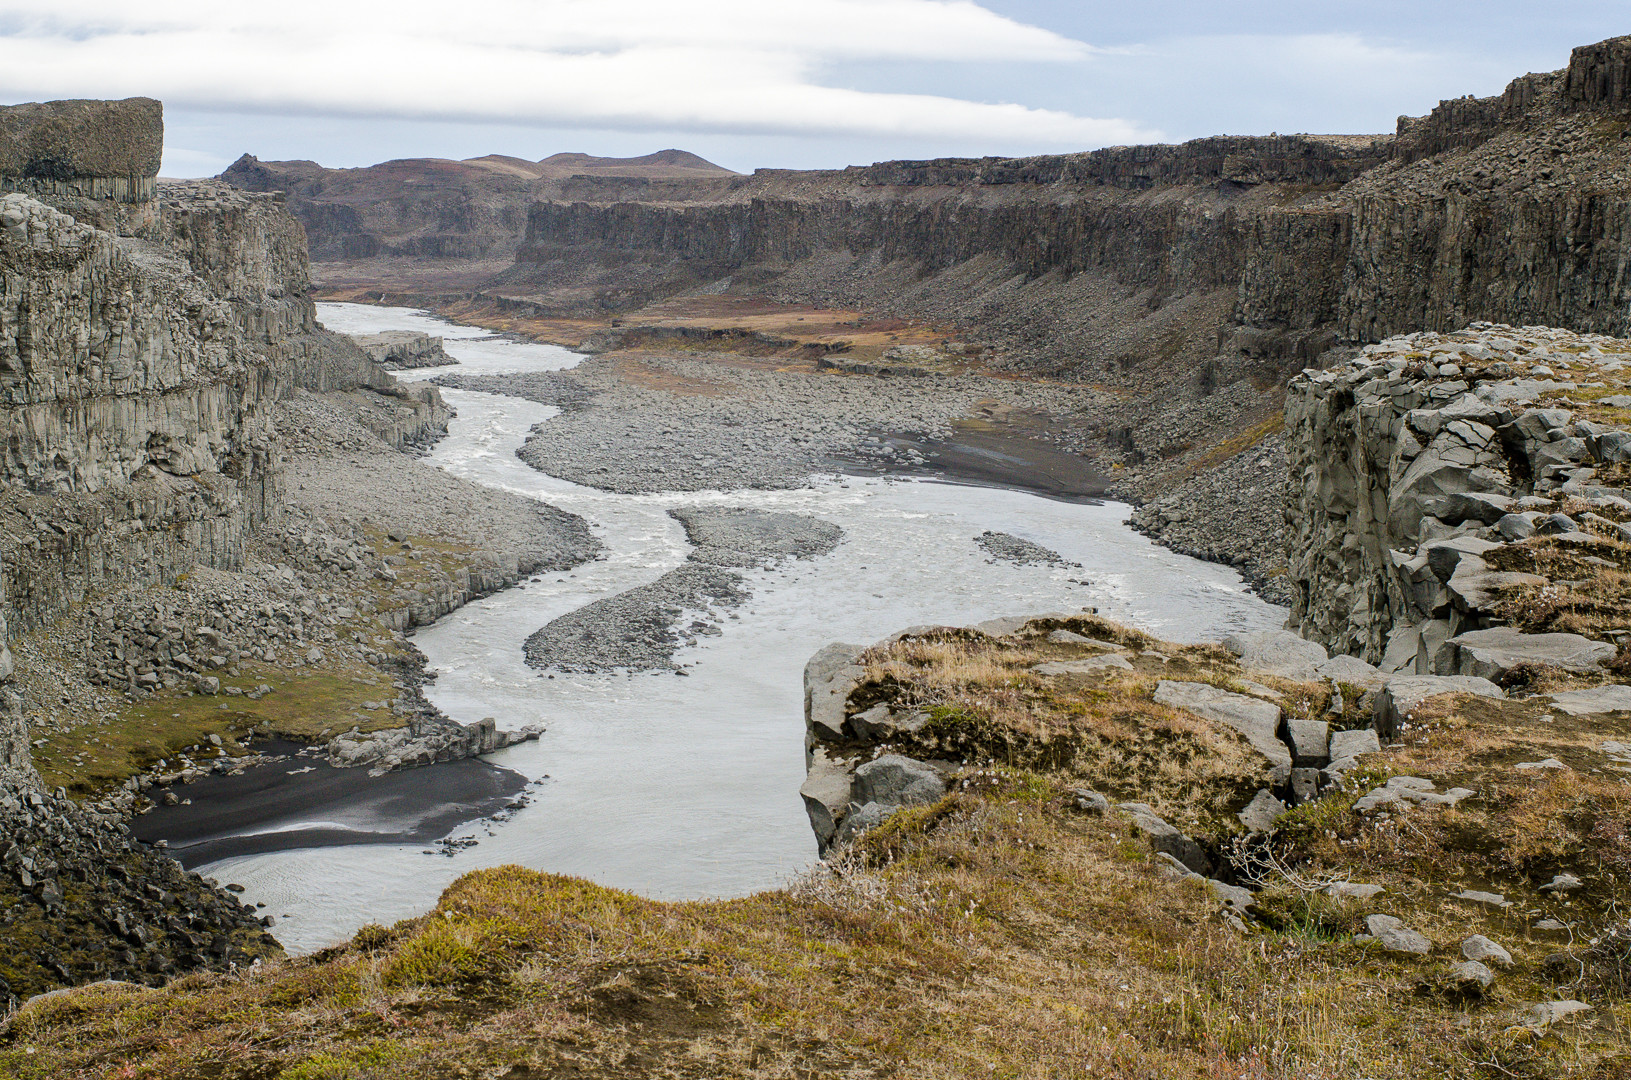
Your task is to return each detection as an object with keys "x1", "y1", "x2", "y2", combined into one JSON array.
[{"x1": 202, "y1": 303, "x2": 1286, "y2": 953}]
